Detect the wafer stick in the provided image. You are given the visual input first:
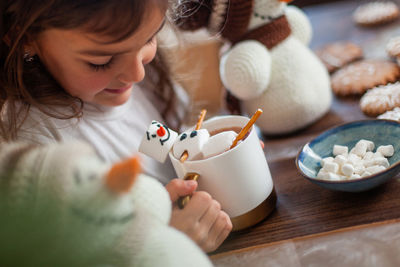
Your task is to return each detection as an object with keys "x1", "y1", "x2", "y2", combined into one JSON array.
[
  {"x1": 179, "y1": 109, "x2": 207, "y2": 163},
  {"x1": 230, "y1": 109, "x2": 263, "y2": 149},
  {"x1": 178, "y1": 109, "x2": 207, "y2": 209},
  {"x1": 178, "y1": 173, "x2": 200, "y2": 209}
]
